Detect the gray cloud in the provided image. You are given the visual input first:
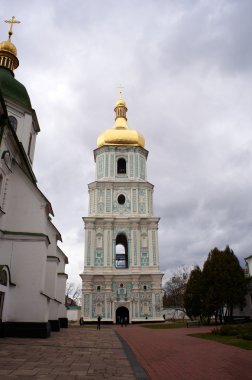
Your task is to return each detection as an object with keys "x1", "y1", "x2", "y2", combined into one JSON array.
[{"x1": 1, "y1": 0, "x2": 252, "y2": 285}]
